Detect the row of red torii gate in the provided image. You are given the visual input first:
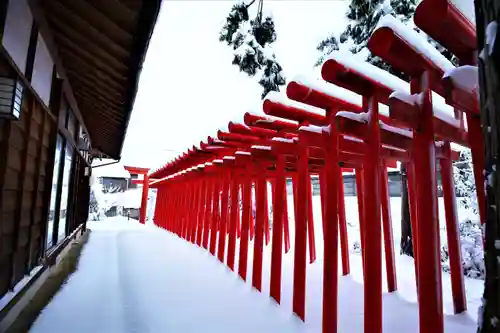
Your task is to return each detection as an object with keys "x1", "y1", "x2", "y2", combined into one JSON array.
[{"x1": 143, "y1": 2, "x2": 482, "y2": 333}]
